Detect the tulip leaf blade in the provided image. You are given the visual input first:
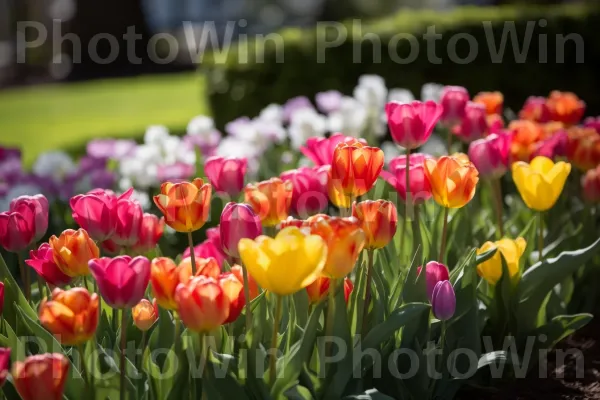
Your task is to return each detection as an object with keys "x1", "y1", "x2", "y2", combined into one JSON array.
[
  {"x1": 474, "y1": 246, "x2": 497, "y2": 266},
  {"x1": 0, "y1": 253, "x2": 37, "y2": 329},
  {"x1": 532, "y1": 313, "x2": 592, "y2": 350}
]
